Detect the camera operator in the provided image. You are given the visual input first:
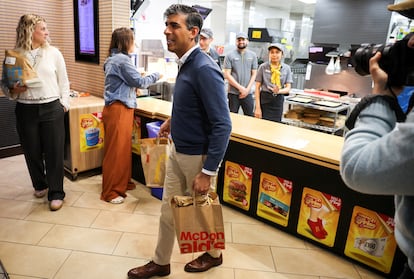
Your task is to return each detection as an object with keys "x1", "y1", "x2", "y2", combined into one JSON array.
[{"x1": 340, "y1": 1, "x2": 414, "y2": 279}]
